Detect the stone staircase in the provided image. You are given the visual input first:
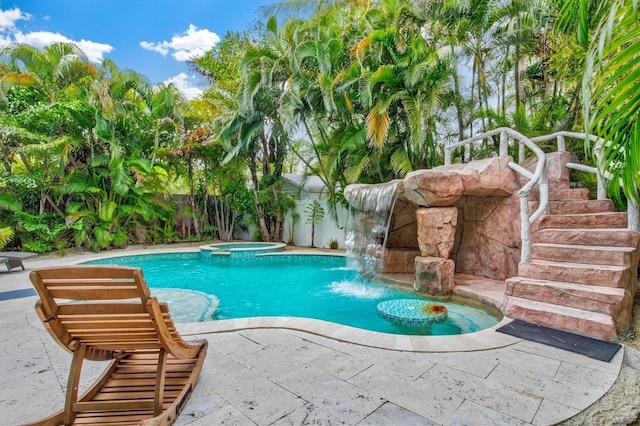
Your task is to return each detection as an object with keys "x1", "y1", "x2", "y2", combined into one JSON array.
[{"x1": 504, "y1": 170, "x2": 640, "y2": 341}]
